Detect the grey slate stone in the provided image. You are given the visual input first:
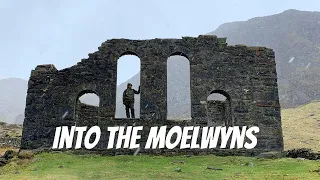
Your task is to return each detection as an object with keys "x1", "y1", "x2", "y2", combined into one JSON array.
[{"x1": 21, "y1": 35, "x2": 283, "y2": 155}]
